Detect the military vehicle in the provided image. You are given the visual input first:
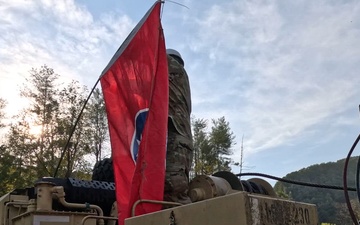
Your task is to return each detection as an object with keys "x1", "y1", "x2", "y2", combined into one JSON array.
[{"x1": 0, "y1": 167, "x2": 318, "y2": 225}]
